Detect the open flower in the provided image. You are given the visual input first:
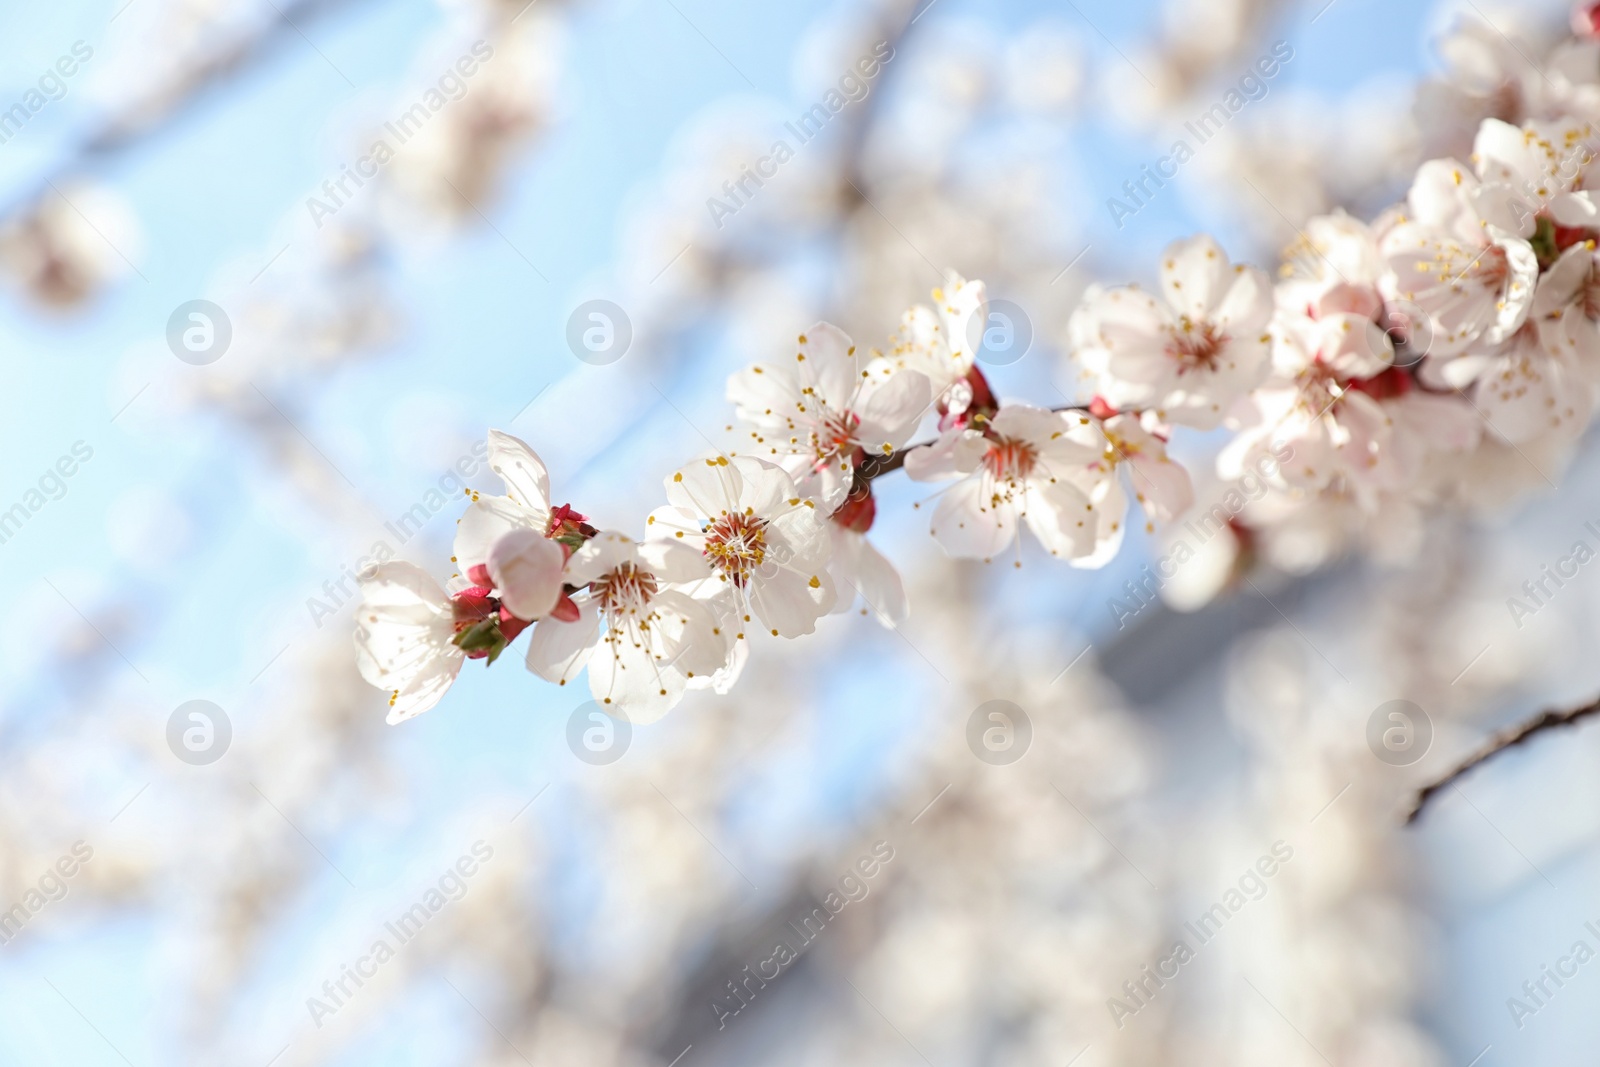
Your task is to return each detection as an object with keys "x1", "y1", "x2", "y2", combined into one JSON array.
[
  {"x1": 1074, "y1": 235, "x2": 1273, "y2": 429},
  {"x1": 728, "y1": 322, "x2": 930, "y2": 511},
  {"x1": 355, "y1": 564, "x2": 465, "y2": 724},
  {"x1": 1468, "y1": 117, "x2": 1599, "y2": 238},
  {"x1": 884, "y1": 272, "x2": 987, "y2": 398},
  {"x1": 524, "y1": 531, "x2": 730, "y2": 721},
  {"x1": 1069, "y1": 407, "x2": 1194, "y2": 568},
  {"x1": 454, "y1": 429, "x2": 593, "y2": 576},
  {"x1": 354, "y1": 561, "x2": 543, "y2": 724},
  {"x1": 355, "y1": 511, "x2": 571, "y2": 723},
  {"x1": 1220, "y1": 280, "x2": 1401, "y2": 496},
  {"x1": 646, "y1": 455, "x2": 836, "y2": 638},
  {"x1": 1381, "y1": 158, "x2": 1539, "y2": 365},
  {"x1": 904, "y1": 404, "x2": 1098, "y2": 562}
]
